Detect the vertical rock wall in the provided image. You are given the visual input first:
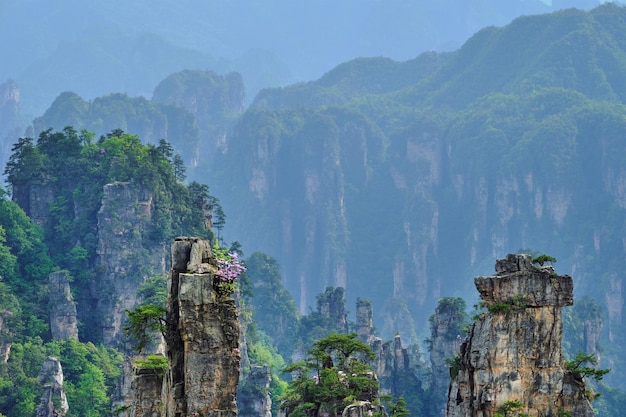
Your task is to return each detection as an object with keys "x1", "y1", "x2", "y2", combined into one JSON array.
[
  {"x1": 446, "y1": 254, "x2": 595, "y2": 417},
  {"x1": 163, "y1": 237, "x2": 240, "y2": 417},
  {"x1": 127, "y1": 368, "x2": 165, "y2": 417},
  {"x1": 429, "y1": 299, "x2": 465, "y2": 412},
  {"x1": 90, "y1": 181, "x2": 166, "y2": 345},
  {"x1": 356, "y1": 298, "x2": 375, "y2": 344},
  {"x1": 238, "y1": 365, "x2": 272, "y2": 417},
  {"x1": 48, "y1": 271, "x2": 78, "y2": 341}
]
